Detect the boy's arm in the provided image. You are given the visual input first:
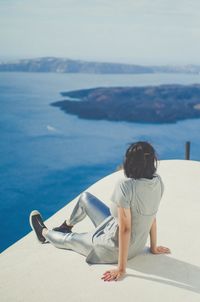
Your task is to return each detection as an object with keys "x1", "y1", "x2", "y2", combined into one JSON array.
[
  {"x1": 101, "y1": 207, "x2": 131, "y2": 281},
  {"x1": 117, "y1": 207, "x2": 132, "y2": 272},
  {"x1": 149, "y1": 217, "x2": 171, "y2": 254},
  {"x1": 150, "y1": 217, "x2": 157, "y2": 253}
]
